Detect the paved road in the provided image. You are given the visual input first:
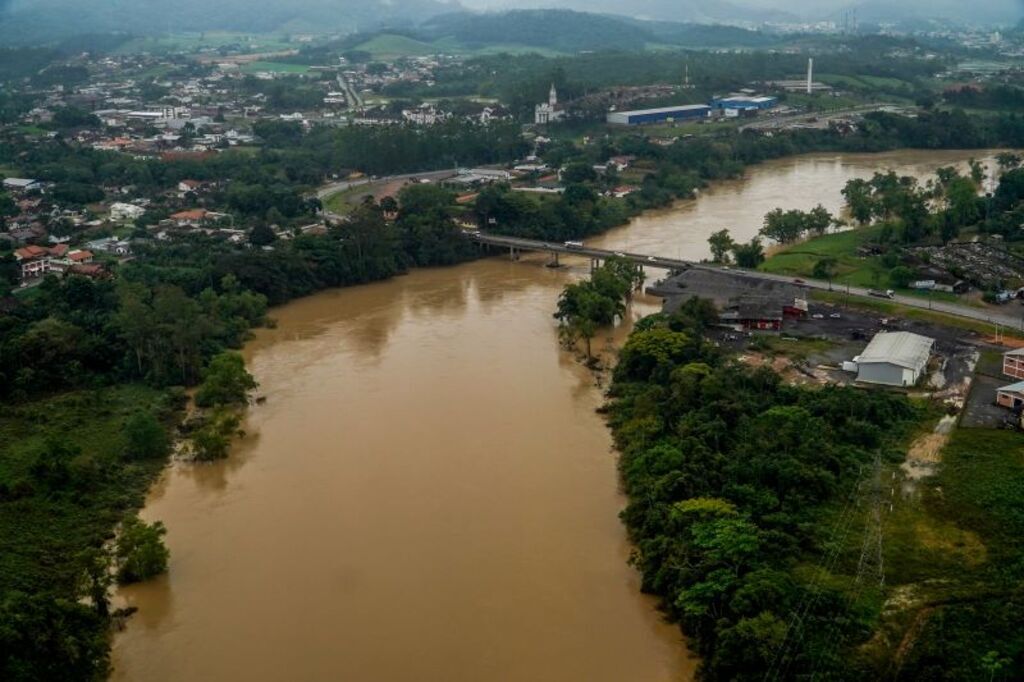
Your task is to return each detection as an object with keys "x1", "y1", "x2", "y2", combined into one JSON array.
[
  {"x1": 472, "y1": 233, "x2": 1024, "y2": 332},
  {"x1": 315, "y1": 169, "x2": 460, "y2": 221},
  {"x1": 739, "y1": 104, "x2": 907, "y2": 132}
]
